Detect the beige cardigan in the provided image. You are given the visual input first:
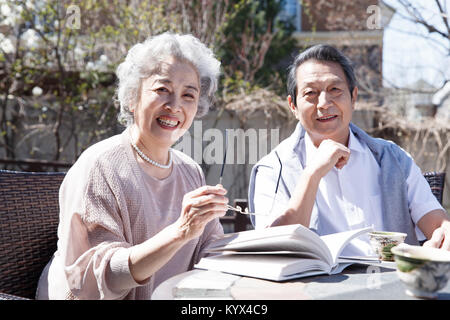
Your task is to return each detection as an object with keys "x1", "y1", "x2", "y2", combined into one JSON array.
[{"x1": 36, "y1": 128, "x2": 224, "y2": 300}]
